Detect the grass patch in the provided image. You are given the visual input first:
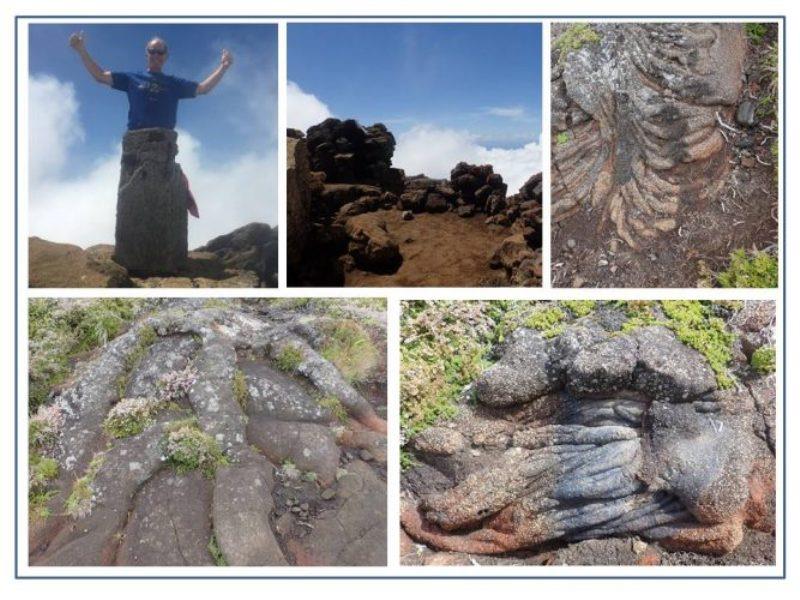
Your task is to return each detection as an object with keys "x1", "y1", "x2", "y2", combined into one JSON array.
[
  {"x1": 275, "y1": 344, "x2": 304, "y2": 373},
  {"x1": 751, "y1": 345, "x2": 776, "y2": 374},
  {"x1": 232, "y1": 369, "x2": 249, "y2": 410},
  {"x1": 321, "y1": 319, "x2": 377, "y2": 383},
  {"x1": 164, "y1": 425, "x2": 227, "y2": 478},
  {"x1": 28, "y1": 299, "x2": 140, "y2": 413},
  {"x1": 554, "y1": 23, "x2": 601, "y2": 63},
  {"x1": 64, "y1": 453, "x2": 105, "y2": 519},
  {"x1": 318, "y1": 394, "x2": 348, "y2": 423},
  {"x1": 717, "y1": 249, "x2": 778, "y2": 288},
  {"x1": 208, "y1": 533, "x2": 227, "y2": 566}
]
